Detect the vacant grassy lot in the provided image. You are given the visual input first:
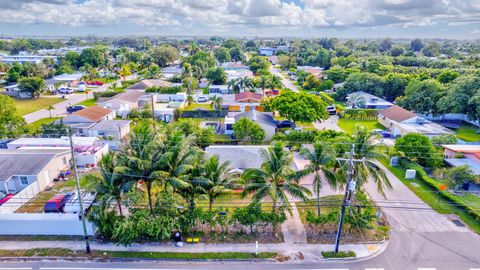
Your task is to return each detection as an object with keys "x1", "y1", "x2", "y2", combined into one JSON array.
[
  {"x1": 296, "y1": 195, "x2": 343, "y2": 223},
  {"x1": 185, "y1": 103, "x2": 213, "y2": 110},
  {"x1": 337, "y1": 118, "x2": 384, "y2": 134},
  {"x1": 456, "y1": 124, "x2": 480, "y2": 142},
  {"x1": 15, "y1": 97, "x2": 63, "y2": 115}
]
